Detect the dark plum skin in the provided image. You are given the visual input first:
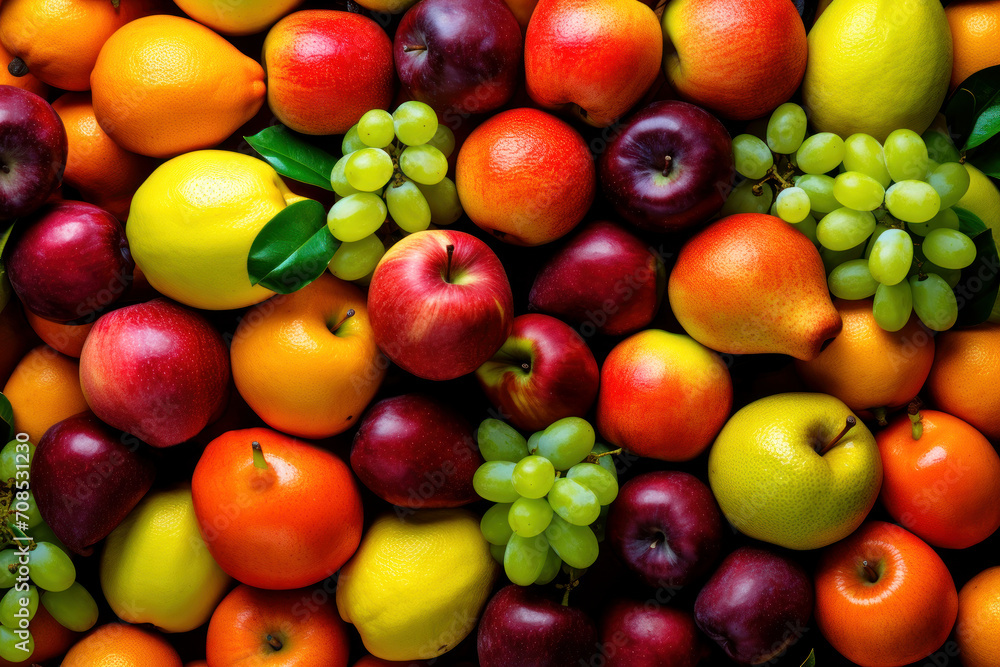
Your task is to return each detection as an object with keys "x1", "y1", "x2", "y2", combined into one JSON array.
[
  {"x1": 0, "y1": 85, "x2": 67, "y2": 220},
  {"x1": 600, "y1": 599, "x2": 709, "y2": 667}
]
